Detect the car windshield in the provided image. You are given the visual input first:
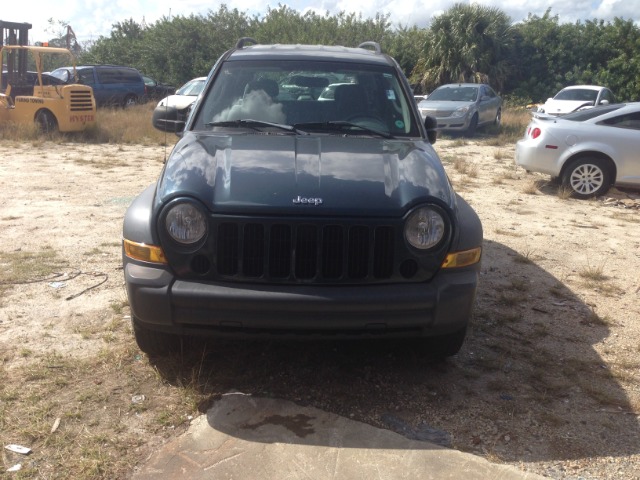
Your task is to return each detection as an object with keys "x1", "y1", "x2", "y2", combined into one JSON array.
[
  {"x1": 554, "y1": 89, "x2": 598, "y2": 102},
  {"x1": 193, "y1": 59, "x2": 419, "y2": 137},
  {"x1": 562, "y1": 104, "x2": 624, "y2": 122},
  {"x1": 177, "y1": 78, "x2": 206, "y2": 96},
  {"x1": 427, "y1": 86, "x2": 478, "y2": 102}
]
